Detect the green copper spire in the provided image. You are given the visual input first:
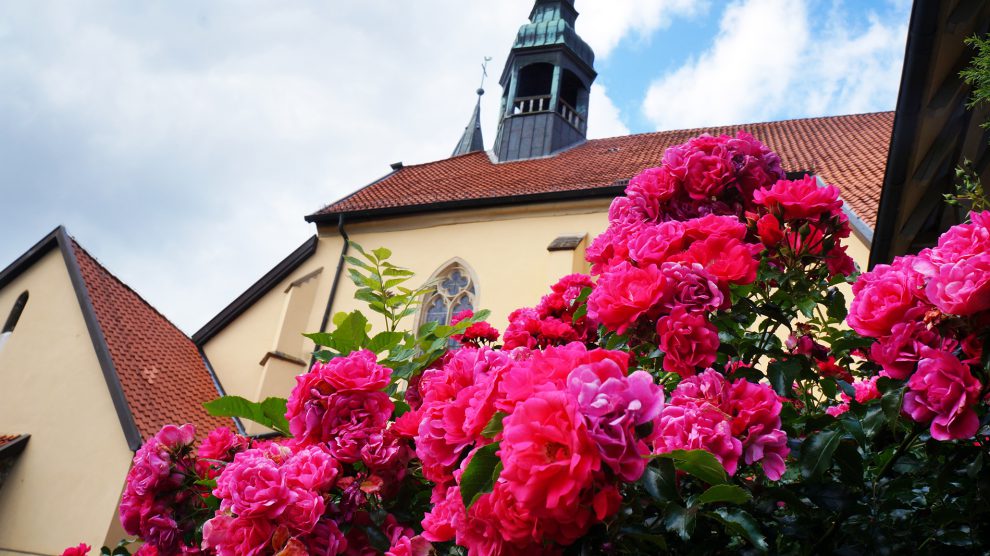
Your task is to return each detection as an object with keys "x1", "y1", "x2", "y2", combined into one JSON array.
[{"x1": 493, "y1": 0, "x2": 597, "y2": 161}]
